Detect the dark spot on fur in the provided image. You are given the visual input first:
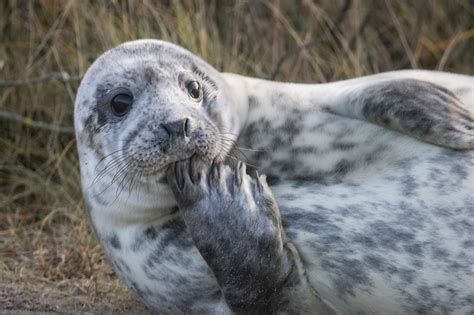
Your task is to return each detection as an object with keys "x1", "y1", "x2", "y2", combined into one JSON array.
[
  {"x1": 143, "y1": 66, "x2": 156, "y2": 85},
  {"x1": 270, "y1": 135, "x2": 285, "y2": 149},
  {"x1": 404, "y1": 243, "x2": 423, "y2": 256},
  {"x1": 82, "y1": 114, "x2": 99, "y2": 149},
  {"x1": 364, "y1": 255, "x2": 385, "y2": 271},
  {"x1": 144, "y1": 226, "x2": 158, "y2": 240},
  {"x1": 116, "y1": 257, "x2": 131, "y2": 273},
  {"x1": 145, "y1": 218, "x2": 194, "y2": 266},
  {"x1": 248, "y1": 96, "x2": 259, "y2": 110},
  {"x1": 401, "y1": 175, "x2": 419, "y2": 197},
  {"x1": 333, "y1": 159, "x2": 354, "y2": 177},
  {"x1": 321, "y1": 258, "x2": 372, "y2": 297},
  {"x1": 353, "y1": 234, "x2": 377, "y2": 249},
  {"x1": 281, "y1": 116, "x2": 302, "y2": 138},
  {"x1": 463, "y1": 240, "x2": 474, "y2": 248},
  {"x1": 367, "y1": 221, "x2": 415, "y2": 251},
  {"x1": 123, "y1": 120, "x2": 147, "y2": 149},
  {"x1": 290, "y1": 146, "x2": 318, "y2": 154},
  {"x1": 332, "y1": 141, "x2": 356, "y2": 150},
  {"x1": 110, "y1": 234, "x2": 121, "y2": 249}
]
